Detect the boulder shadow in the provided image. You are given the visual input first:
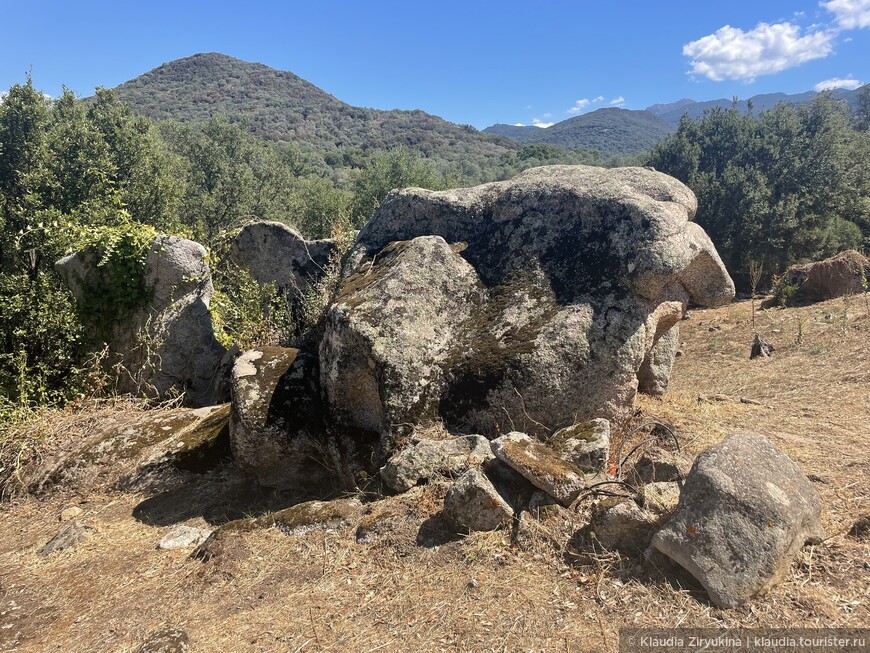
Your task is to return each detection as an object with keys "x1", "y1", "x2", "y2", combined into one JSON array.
[
  {"x1": 416, "y1": 512, "x2": 463, "y2": 548},
  {"x1": 131, "y1": 462, "x2": 325, "y2": 527}
]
